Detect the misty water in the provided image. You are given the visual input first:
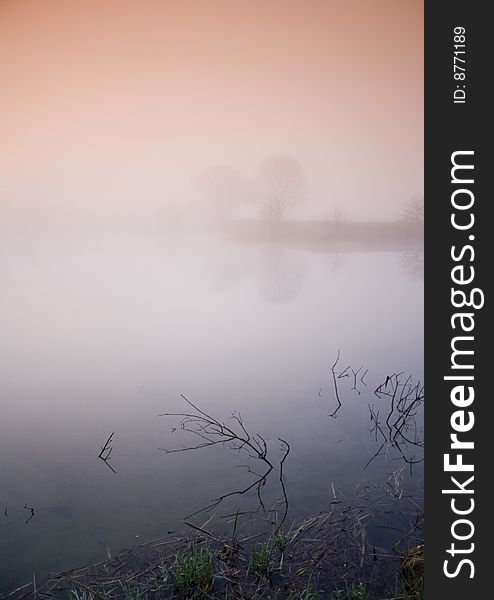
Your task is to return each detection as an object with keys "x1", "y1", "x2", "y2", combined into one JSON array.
[{"x1": 0, "y1": 233, "x2": 423, "y2": 591}]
